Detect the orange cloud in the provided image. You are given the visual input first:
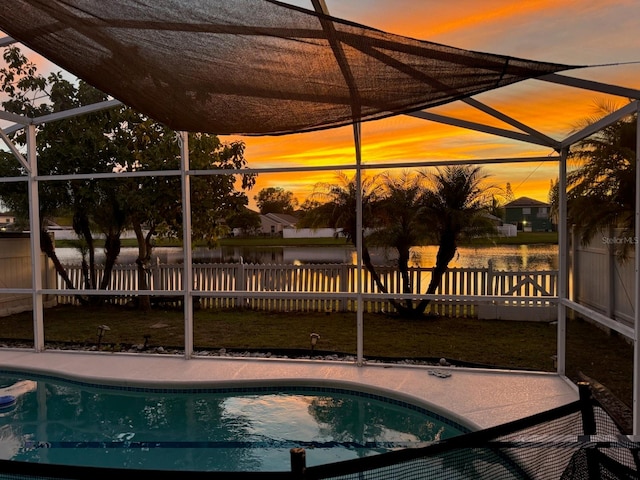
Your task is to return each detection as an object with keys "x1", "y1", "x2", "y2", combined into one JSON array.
[
  {"x1": 415, "y1": 1, "x2": 567, "y2": 39},
  {"x1": 350, "y1": 0, "x2": 585, "y2": 45},
  {"x1": 238, "y1": 0, "x2": 640, "y2": 208},
  {"x1": 1, "y1": 0, "x2": 635, "y2": 215},
  {"x1": 235, "y1": 64, "x2": 635, "y2": 208}
]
